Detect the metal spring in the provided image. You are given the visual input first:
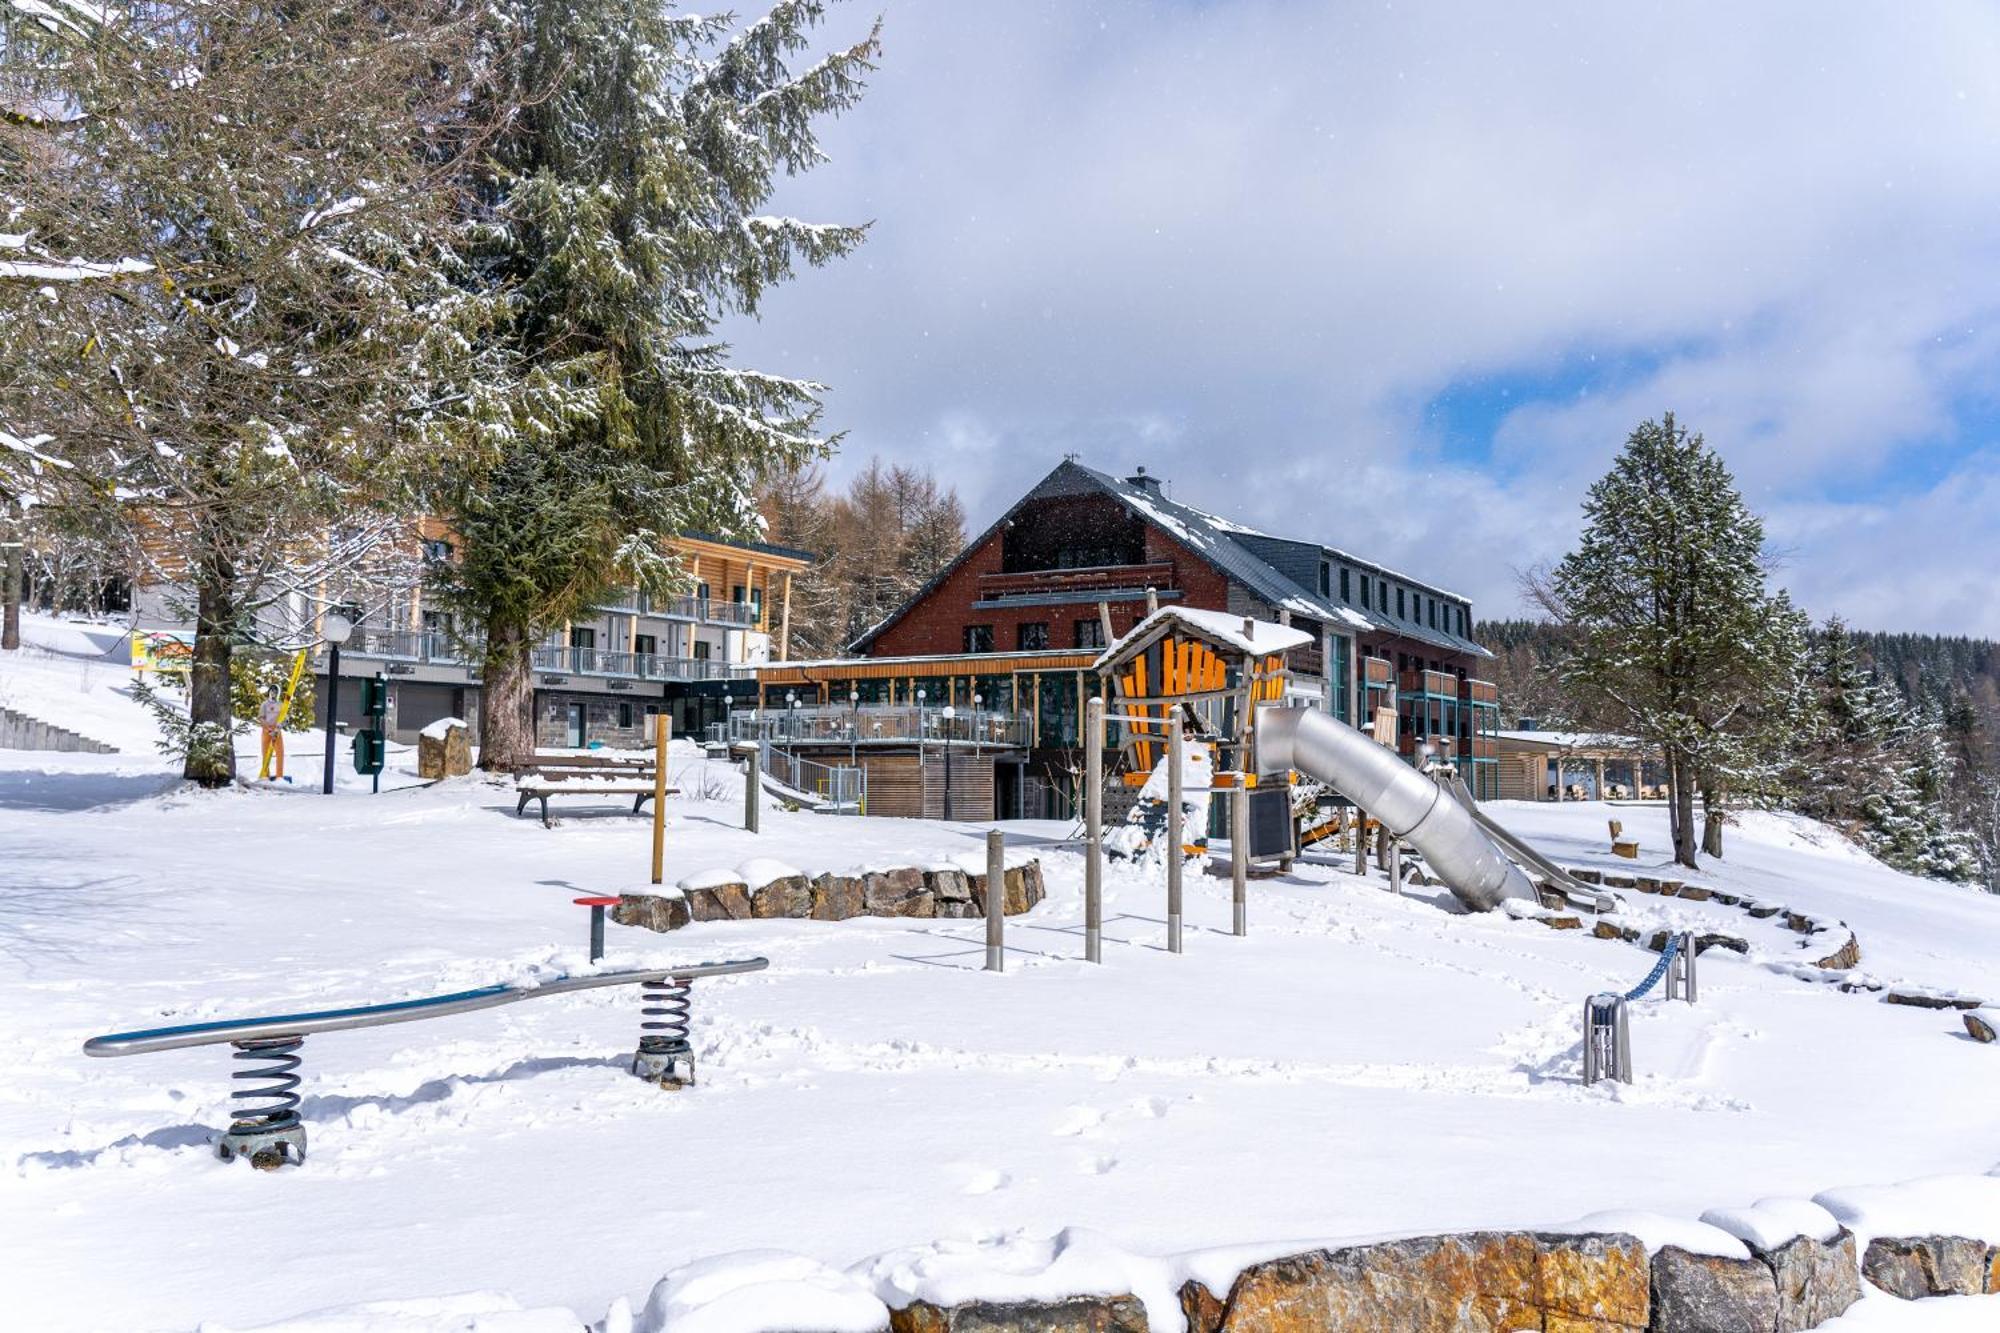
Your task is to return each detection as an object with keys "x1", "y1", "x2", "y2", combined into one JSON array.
[
  {"x1": 638, "y1": 976, "x2": 692, "y2": 1057},
  {"x1": 228, "y1": 1036, "x2": 303, "y2": 1135}
]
